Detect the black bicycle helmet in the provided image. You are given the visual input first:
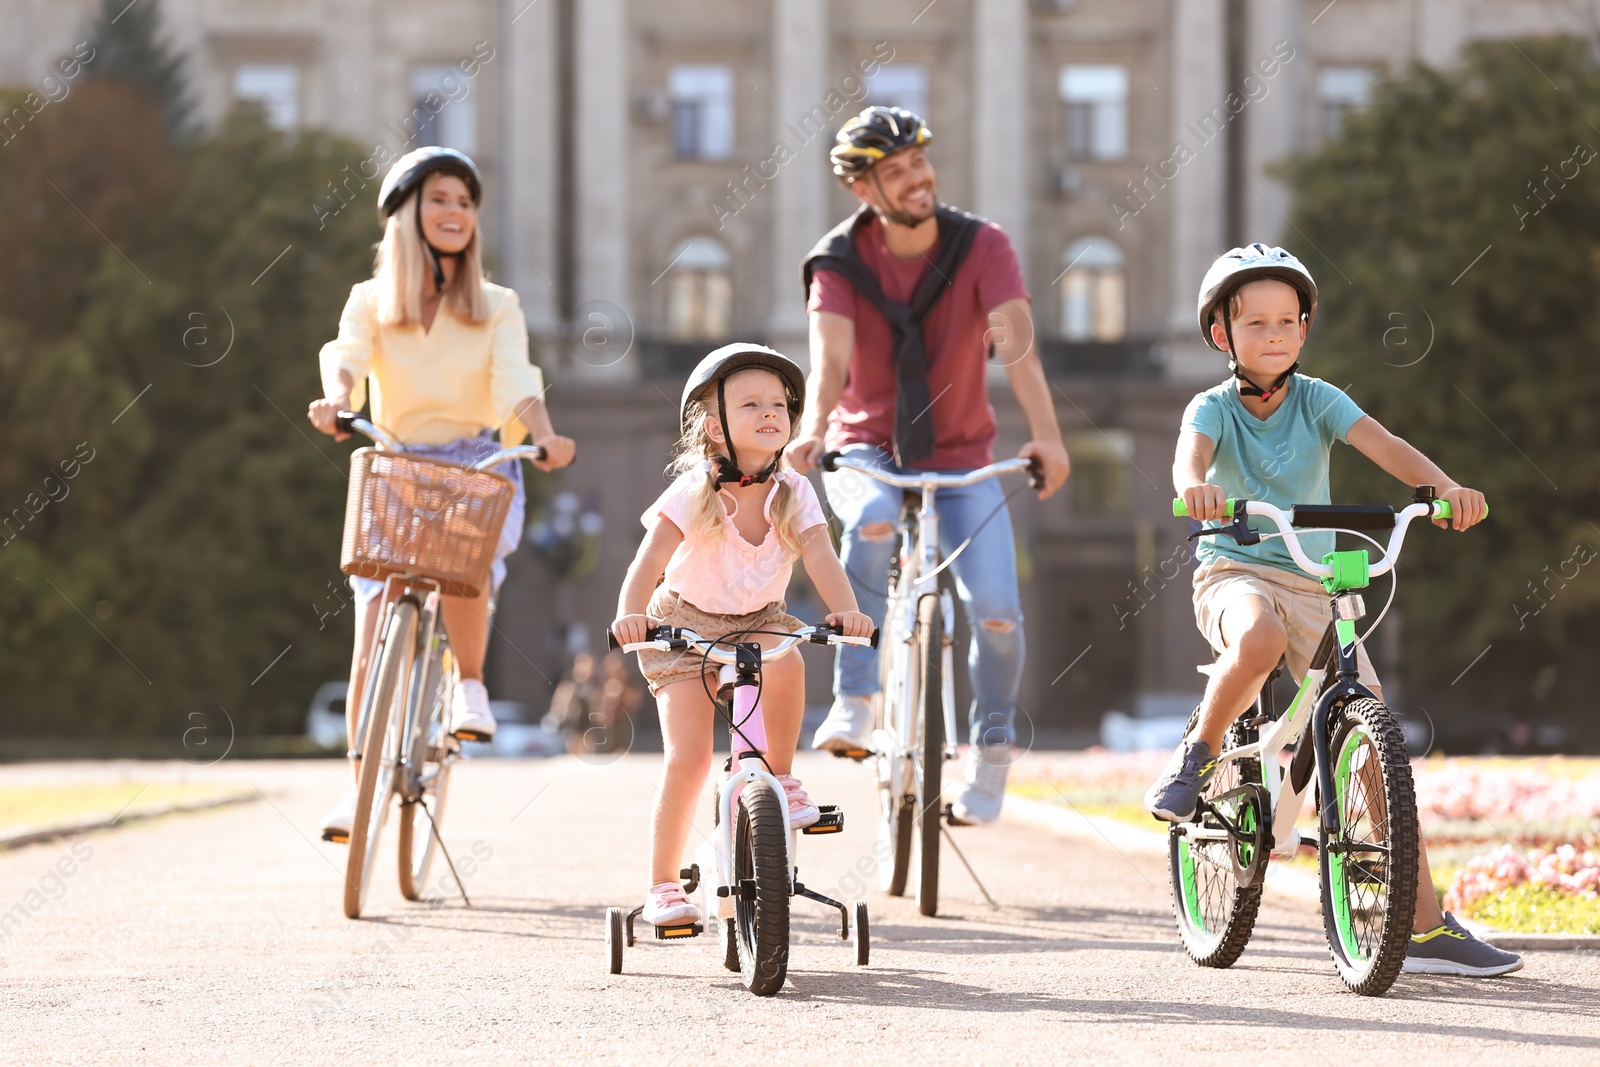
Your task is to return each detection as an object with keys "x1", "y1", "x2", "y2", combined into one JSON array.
[
  {"x1": 377, "y1": 147, "x2": 483, "y2": 294},
  {"x1": 830, "y1": 106, "x2": 932, "y2": 179},
  {"x1": 680, "y1": 344, "x2": 806, "y2": 487},
  {"x1": 378, "y1": 146, "x2": 482, "y2": 217},
  {"x1": 1196, "y1": 243, "x2": 1318, "y2": 401}
]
